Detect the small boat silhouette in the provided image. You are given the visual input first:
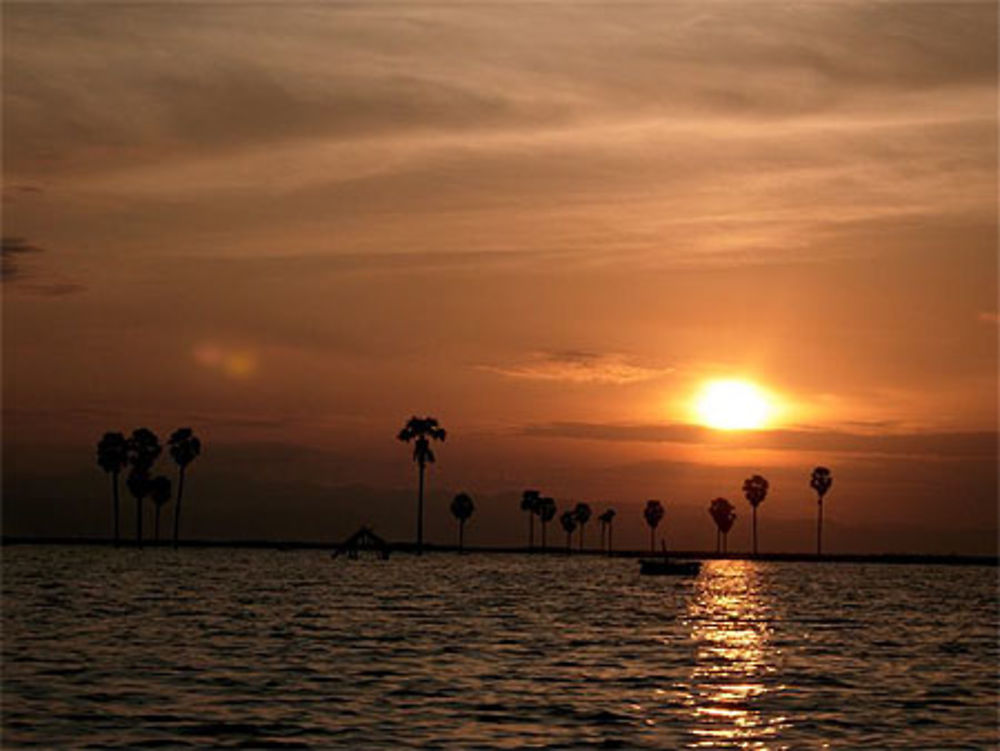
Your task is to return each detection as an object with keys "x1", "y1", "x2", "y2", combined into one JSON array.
[{"x1": 639, "y1": 541, "x2": 701, "y2": 576}]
